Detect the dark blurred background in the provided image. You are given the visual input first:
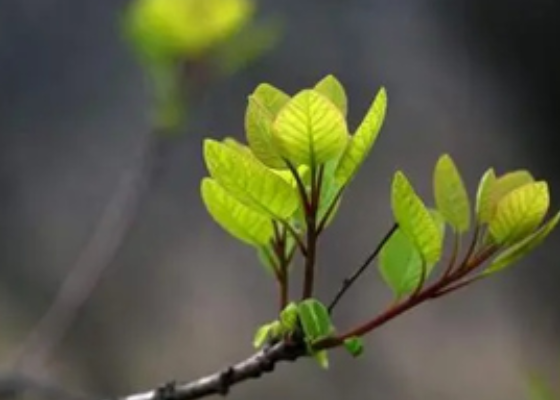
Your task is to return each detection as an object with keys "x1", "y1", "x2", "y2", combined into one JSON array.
[{"x1": 1, "y1": 1, "x2": 560, "y2": 399}]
